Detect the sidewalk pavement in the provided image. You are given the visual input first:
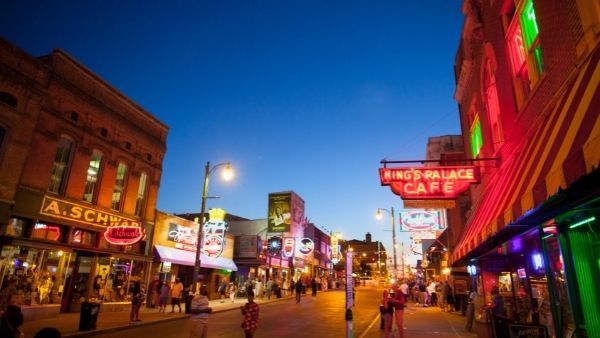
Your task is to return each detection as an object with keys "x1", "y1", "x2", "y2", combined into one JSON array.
[{"x1": 22, "y1": 292, "x2": 300, "y2": 337}]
